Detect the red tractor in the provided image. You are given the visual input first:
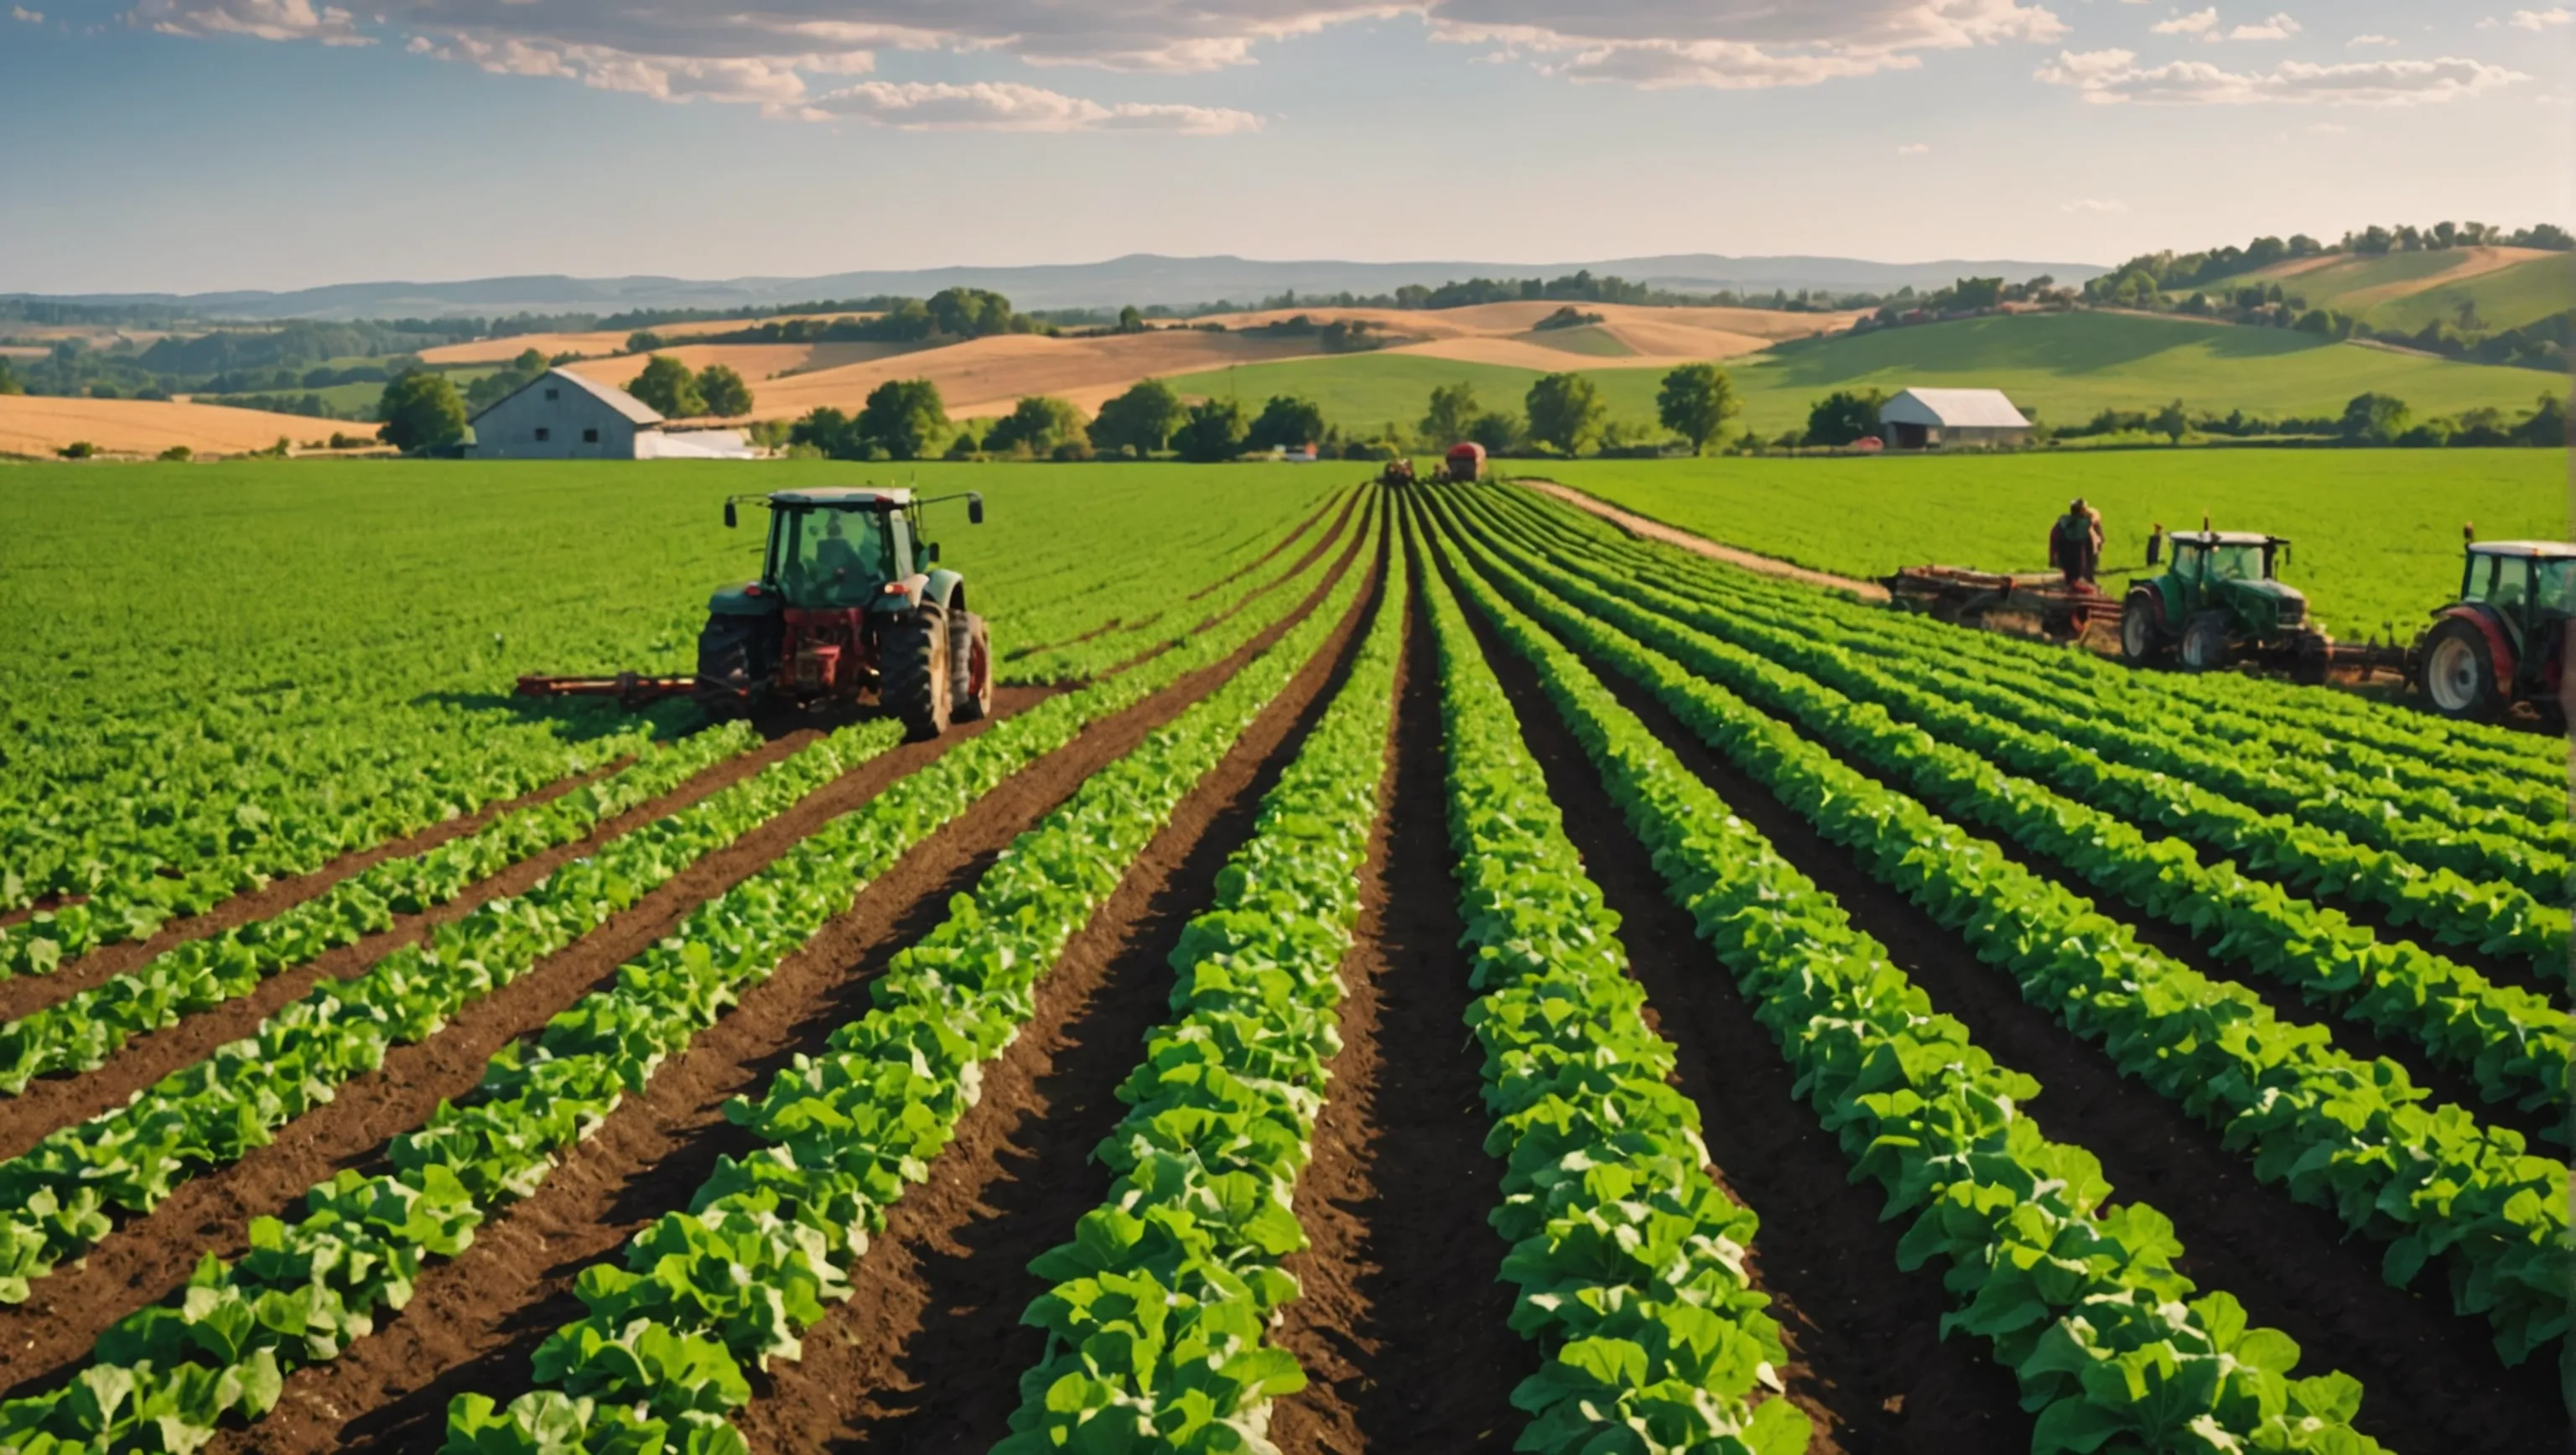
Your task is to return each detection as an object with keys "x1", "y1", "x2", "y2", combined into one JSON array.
[
  {"x1": 2414, "y1": 535, "x2": 2573, "y2": 723},
  {"x1": 518, "y1": 486, "x2": 992, "y2": 739},
  {"x1": 1438, "y1": 441, "x2": 1488, "y2": 483}
]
